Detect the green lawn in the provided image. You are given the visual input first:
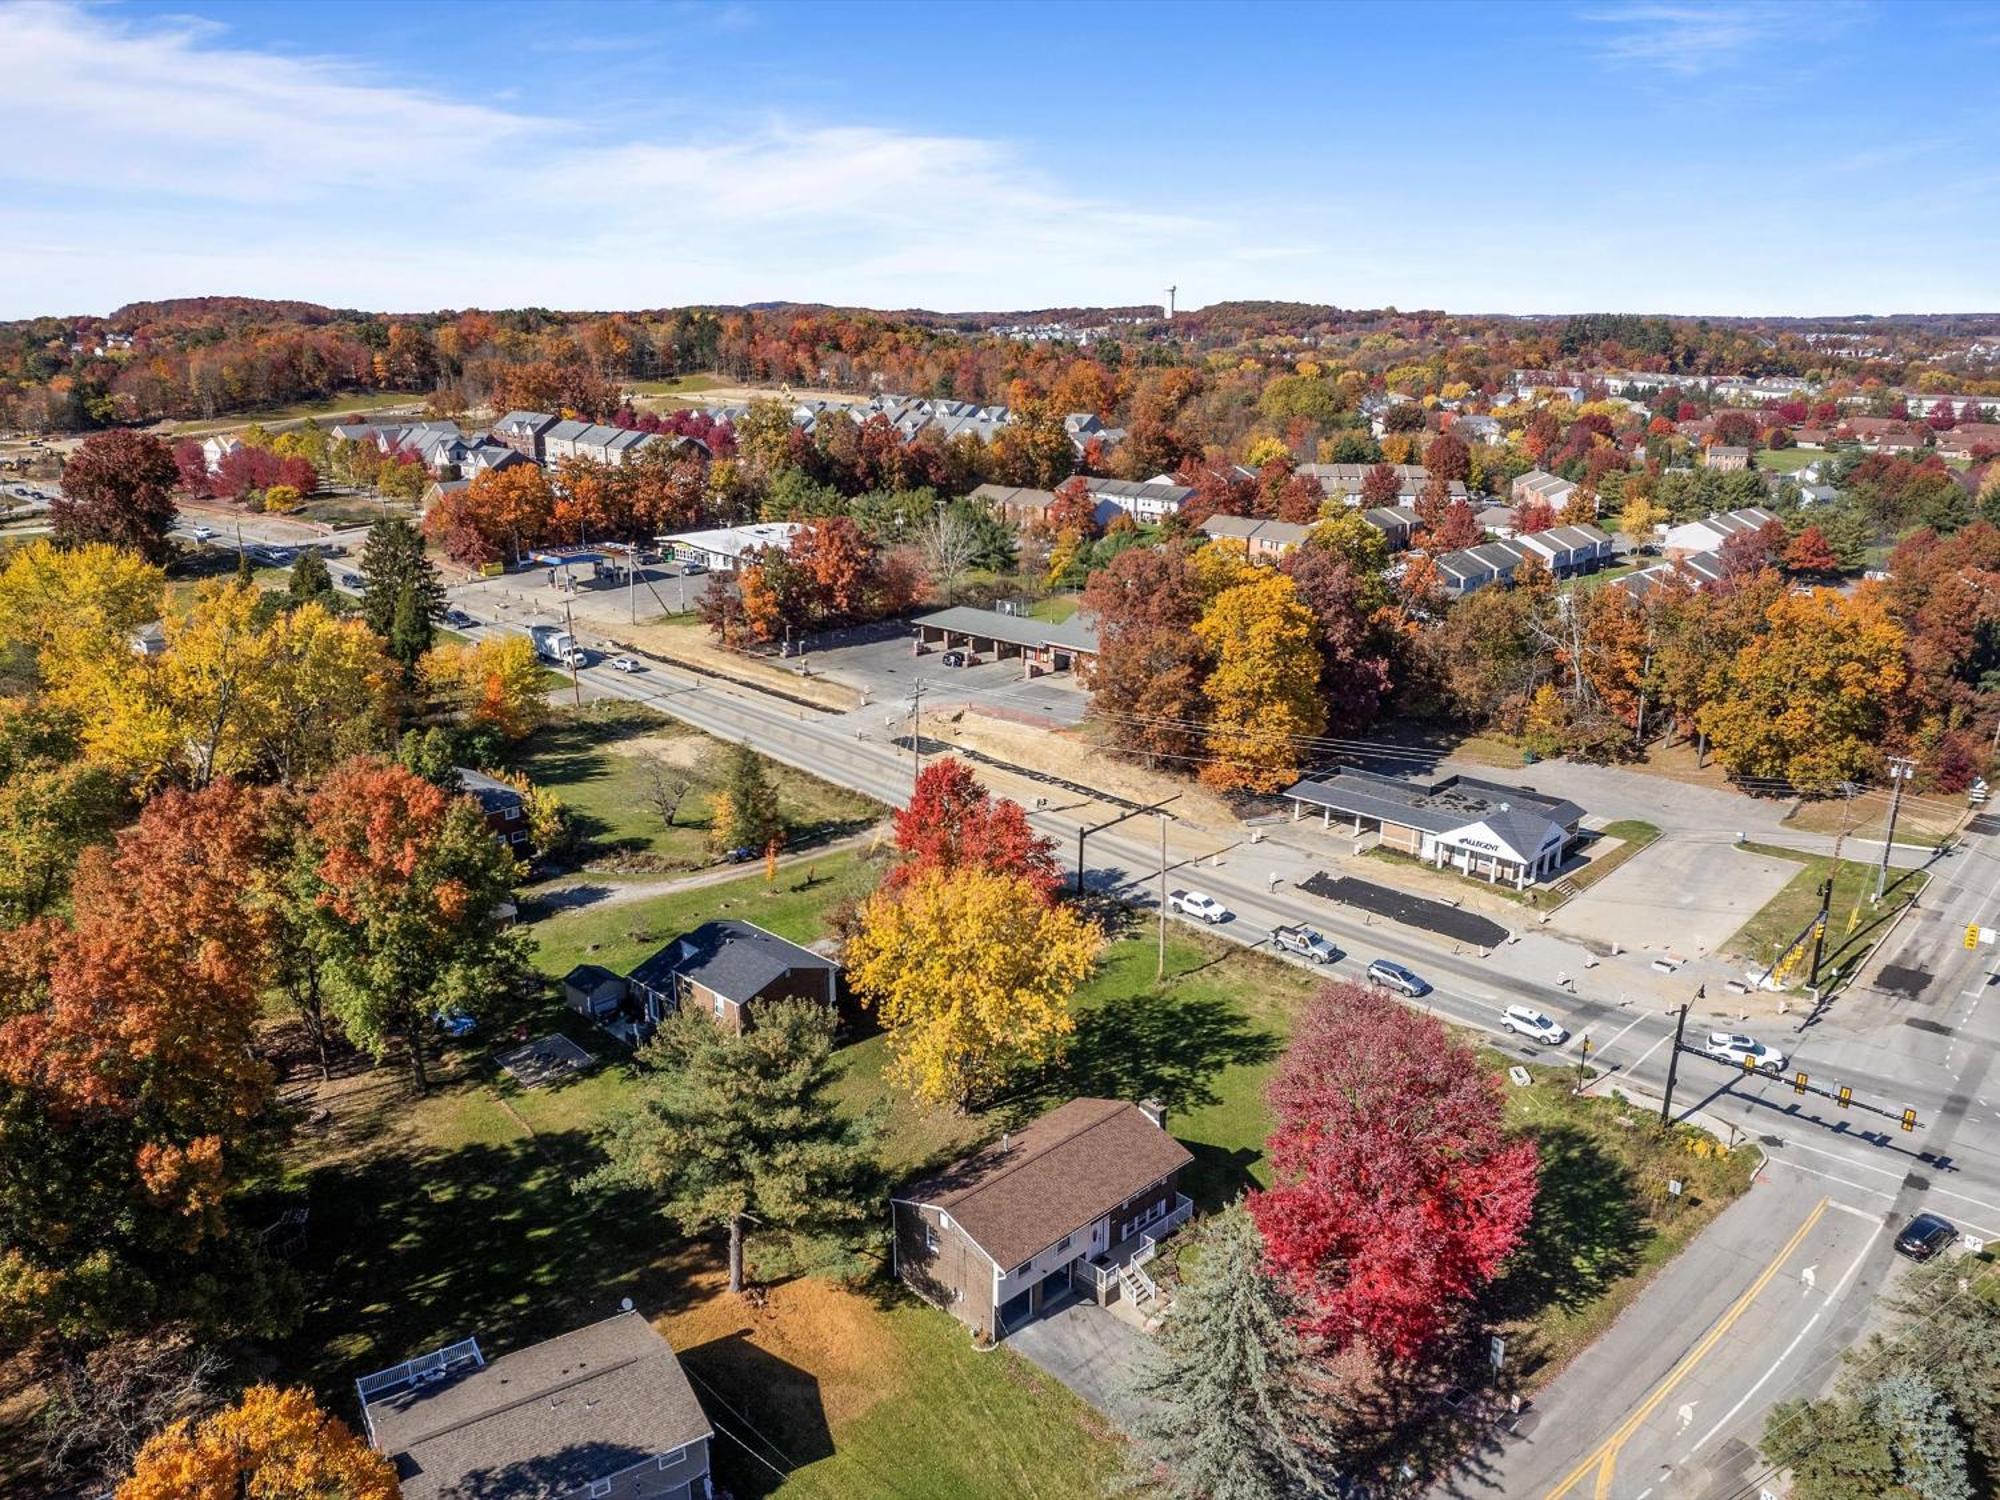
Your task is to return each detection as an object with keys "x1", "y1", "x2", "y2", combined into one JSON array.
[
  {"x1": 1030, "y1": 595, "x2": 1081, "y2": 623},
  {"x1": 514, "y1": 700, "x2": 883, "y2": 875},
  {"x1": 165, "y1": 391, "x2": 425, "y2": 435},
  {"x1": 1753, "y1": 447, "x2": 1823, "y2": 474},
  {"x1": 623, "y1": 375, "x2": 723, "y2": 397},
  {"x1": 1726, "y1": 841, "x2": 1928, "y2": 988},
  {"x1": 261, "y1": 851, "x2": 1750, "y2": 1496}
]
